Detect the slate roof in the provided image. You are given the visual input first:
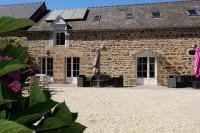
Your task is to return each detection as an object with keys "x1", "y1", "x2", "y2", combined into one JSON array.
[
  {"x1": 29, "y1": 0, "x2": 200, "y2": 31},
  {"x1": 0, "y1": 2, "x2": 46, "y2": 19}
]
